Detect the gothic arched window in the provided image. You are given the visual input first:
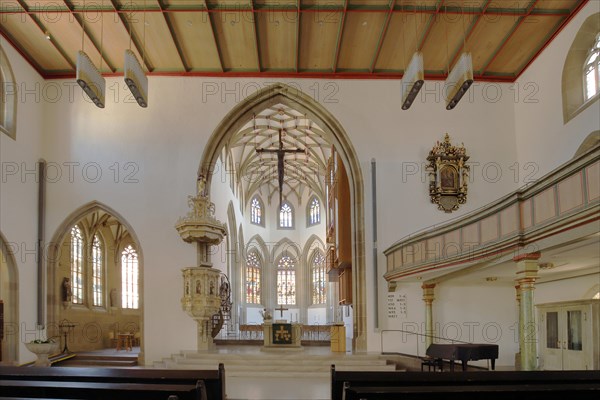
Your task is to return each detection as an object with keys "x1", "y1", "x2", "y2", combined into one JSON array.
[
  {"x1": 276, "y1": 256, "x2": 296, "y2": 305},
  {"x1": 245, "y1": 251, "x2": 261, "y2": 304},
  {"x1": 70, "y1": 225, "x2": 84, "y2": 304},
  {"x1": 250, "y1": 196, "x2": 264, "y2": 226},
  {"x1": 585, "y1": 34, "x2": 600, "y2": 100},
  {"x1": 279, "y1": 202, "x2": 294, "y2": 229},
  {"x1": 311, "y1": 251, "x2": 327, "y2": 305},
  {"x1": 92, "y1": 234, "x2": 104, "y2": 307},
  {"x1": 308, "y1": 196, "x2": 321, "y2": 226},
  {"x1": 121, "y1": 245, "x2": 139, "y2": 309}
]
